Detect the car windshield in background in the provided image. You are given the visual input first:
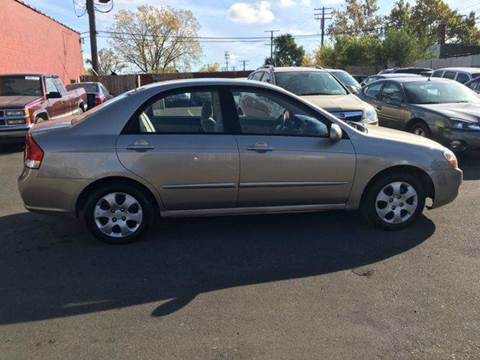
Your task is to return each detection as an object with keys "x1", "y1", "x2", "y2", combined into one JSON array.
[
  {"x1": 0, "y1": 75, "x2": 43, "y2": 97},
  {"x1": 330, "y1": 71, "x2": 360, "y2": 88},
  {"x1": 67, "y1": 83, "x2": 98, "y2": 93},
  {"x1": 404, "y1": 81, "x2": 480, "y2": 104},
  {"x1": 275, "y1": 71, "x2": 348, "y2": 96}
]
